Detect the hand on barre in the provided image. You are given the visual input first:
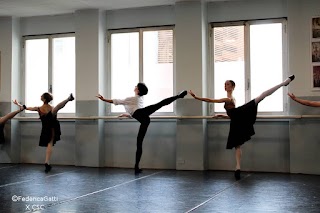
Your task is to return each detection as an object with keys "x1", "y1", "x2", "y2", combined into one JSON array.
[{"x1": 213, "y1": 114, "x2": 229, "y2": 119}]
